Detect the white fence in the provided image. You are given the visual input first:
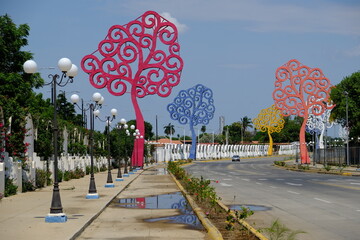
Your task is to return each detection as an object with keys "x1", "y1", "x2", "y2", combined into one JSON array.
[
  {"x1": 154, "y1": 143, "x2": 297, "y2": 162},
  {"x1": 1, "y1": 143, "x2": 297, "y2": 196},
  {"x1": 0, "y1": 152, "x2": 107, "y2": 196}
]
